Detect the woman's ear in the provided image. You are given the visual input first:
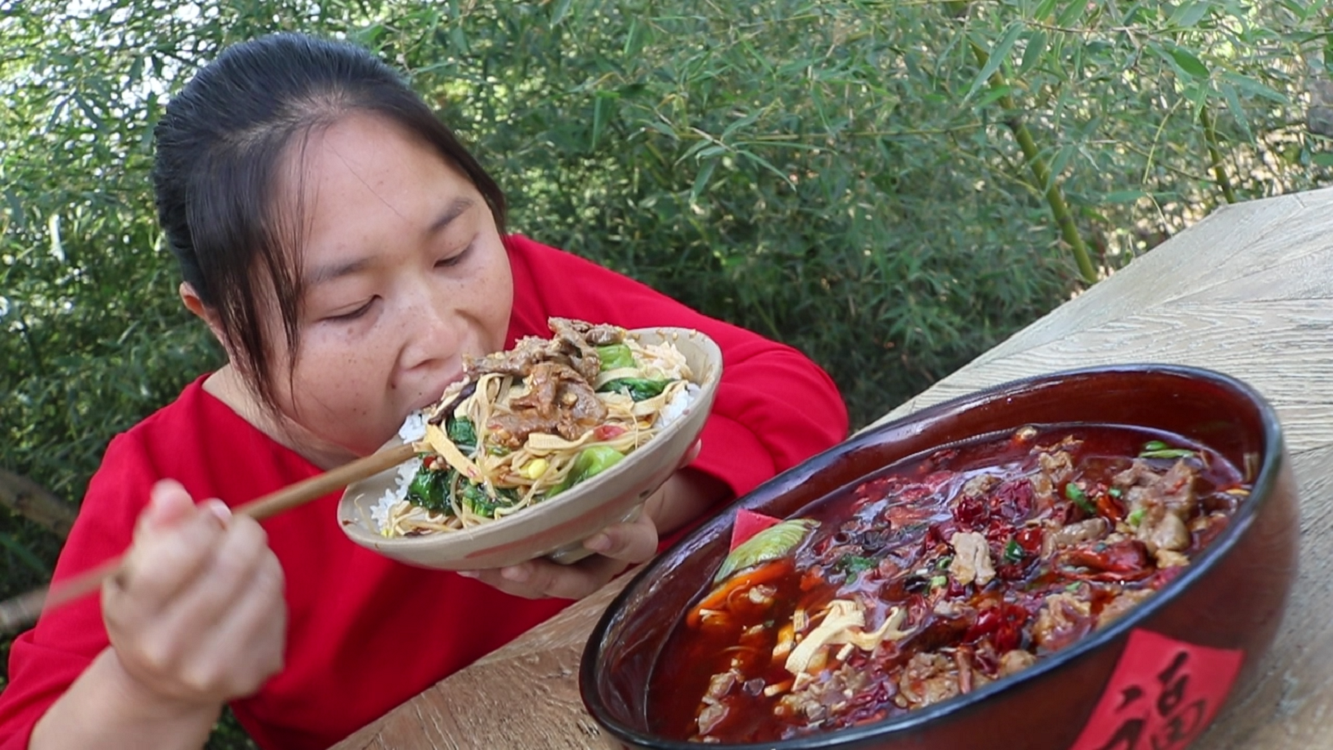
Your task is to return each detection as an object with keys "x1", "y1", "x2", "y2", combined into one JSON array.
[{"x1": 179, "y1": 282, "x2": 229, "y2": 350}]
